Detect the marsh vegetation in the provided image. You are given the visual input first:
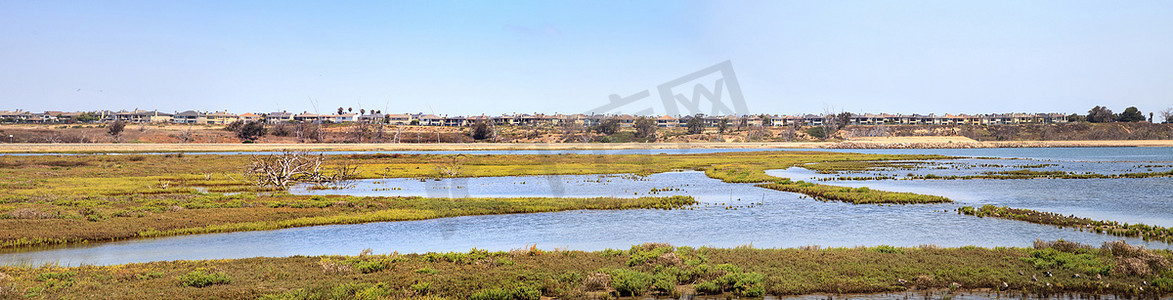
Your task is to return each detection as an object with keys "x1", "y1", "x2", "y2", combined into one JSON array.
[
  {"x1": 0, "y1": 241, "x2": 1169, "y2": 299},
  {"x1": 0, "y1": 150, "x2": 954, "y2": 249},
  {"x1": 1, "y1": 149, "x2": 1170, "y2": 298},
  {"x1": 960, "y1": 205, "x2": 1173, "y2": 243}
]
